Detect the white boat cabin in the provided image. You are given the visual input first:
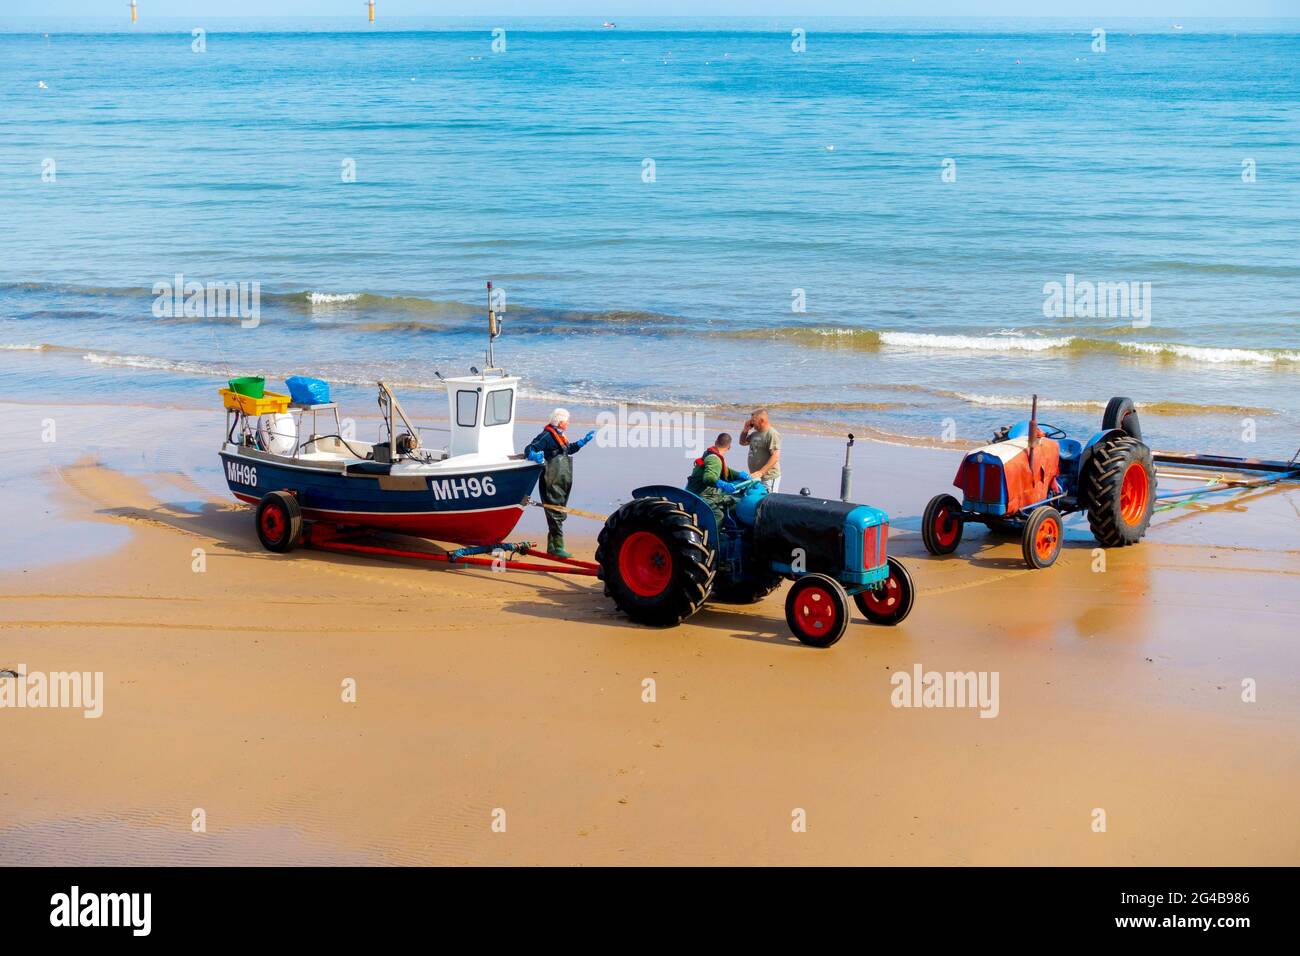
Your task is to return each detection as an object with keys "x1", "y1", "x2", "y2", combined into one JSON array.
[{"x1": 442, "y1": 372, "x2": 521, "y2": 461}]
